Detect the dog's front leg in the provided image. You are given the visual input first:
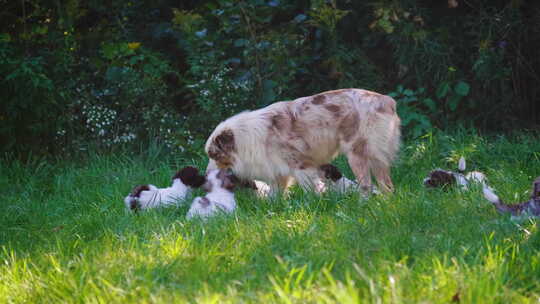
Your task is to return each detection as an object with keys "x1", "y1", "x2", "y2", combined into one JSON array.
[{"x1": 267, "y1": 175, "x2": 296, "y2": 197}]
